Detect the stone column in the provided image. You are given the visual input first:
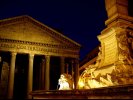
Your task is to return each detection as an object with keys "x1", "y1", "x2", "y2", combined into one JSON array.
[
  {"x1": 41, "y1": 58, "x2": 45, "y2": 89},
  {"x1": 74, "y1": 58, "x2": 79, "y2": 89},
  {"x1": 27, "y1": 54, "x2": 34, "y2": 99},
  {"x1": 60, "y1": 57, "x2": 65, "y2": 74},
  {"x1": 39, "y1": 63, "x2": 42, "y2": 89},
  {"x1": 45, "y1": 55, "x2": 50, "y2": 90},
  {"x1": 8, "y1": 52, "x2": 17, "y2": 99},
  {"x1": 65, "y1": 63, "x2": 69, "y2": 74},
  {"x1": 71, "y1": 60, "x2": 74, "y2": 78}
]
